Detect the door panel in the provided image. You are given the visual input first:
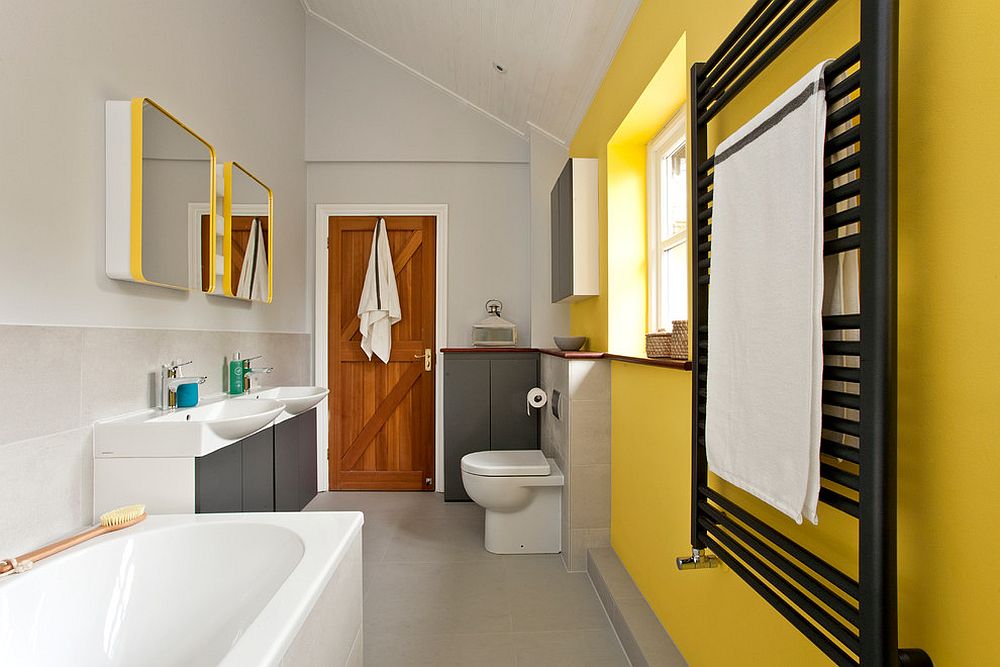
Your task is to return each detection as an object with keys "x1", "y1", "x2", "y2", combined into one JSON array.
[
  {"x1": 557, "y1": 162, "x2": 574, "y2": 300},
  {"x1": 490, "y1": 358, "x2": 540, "y2": 450},
  {"x1": 443, "y1": 358, "x2": 491, "y2": 501},
  {"x1": 241, "y1": 428, "x2": 274, "y2": 512},
  {"x1": 297, "y1": 409, "x2": 318, "y2": 508},
  {"x1": 329, "y1": 216, "x2": 436, "y2": 491},
  {"x1": 274, "y1": 417, "x2": 299, "y2": 511},
  {"x1": 195, "y1": 443, "x2": 242, "y2": 513}
]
